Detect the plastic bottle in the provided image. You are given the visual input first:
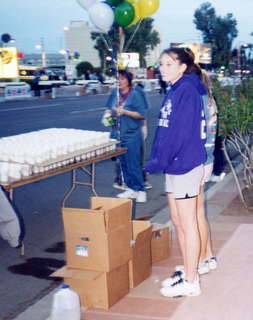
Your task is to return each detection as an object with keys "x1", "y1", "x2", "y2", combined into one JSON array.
[
  {"x1": 49, "y1": 284, "x2": 81, "y2": 320},
  {"x1": 102, "y1": 111, "x2": 115, "y2": 127}
]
